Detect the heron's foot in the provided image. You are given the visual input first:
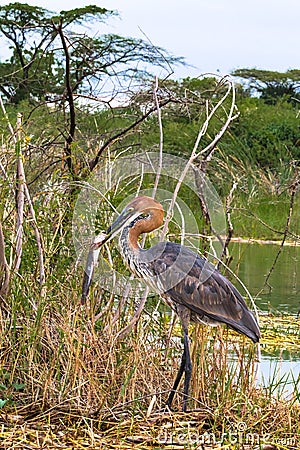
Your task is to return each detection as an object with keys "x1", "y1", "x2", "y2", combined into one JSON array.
[{"x1": 163, "y1": 402, "x2": 188, "y2": 413}]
